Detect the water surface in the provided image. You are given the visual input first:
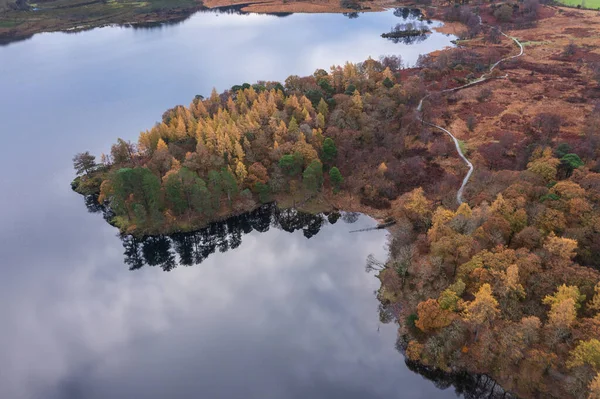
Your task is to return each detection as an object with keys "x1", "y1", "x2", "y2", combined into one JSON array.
[{"x1": 0, "y1": 9, "x2": 459, "y2": 399}]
